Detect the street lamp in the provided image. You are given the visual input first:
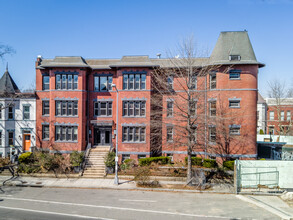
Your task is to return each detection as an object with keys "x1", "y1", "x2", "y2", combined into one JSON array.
[{"x1": 112, "y1": 84, "x2": 119, "y2": 185}]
